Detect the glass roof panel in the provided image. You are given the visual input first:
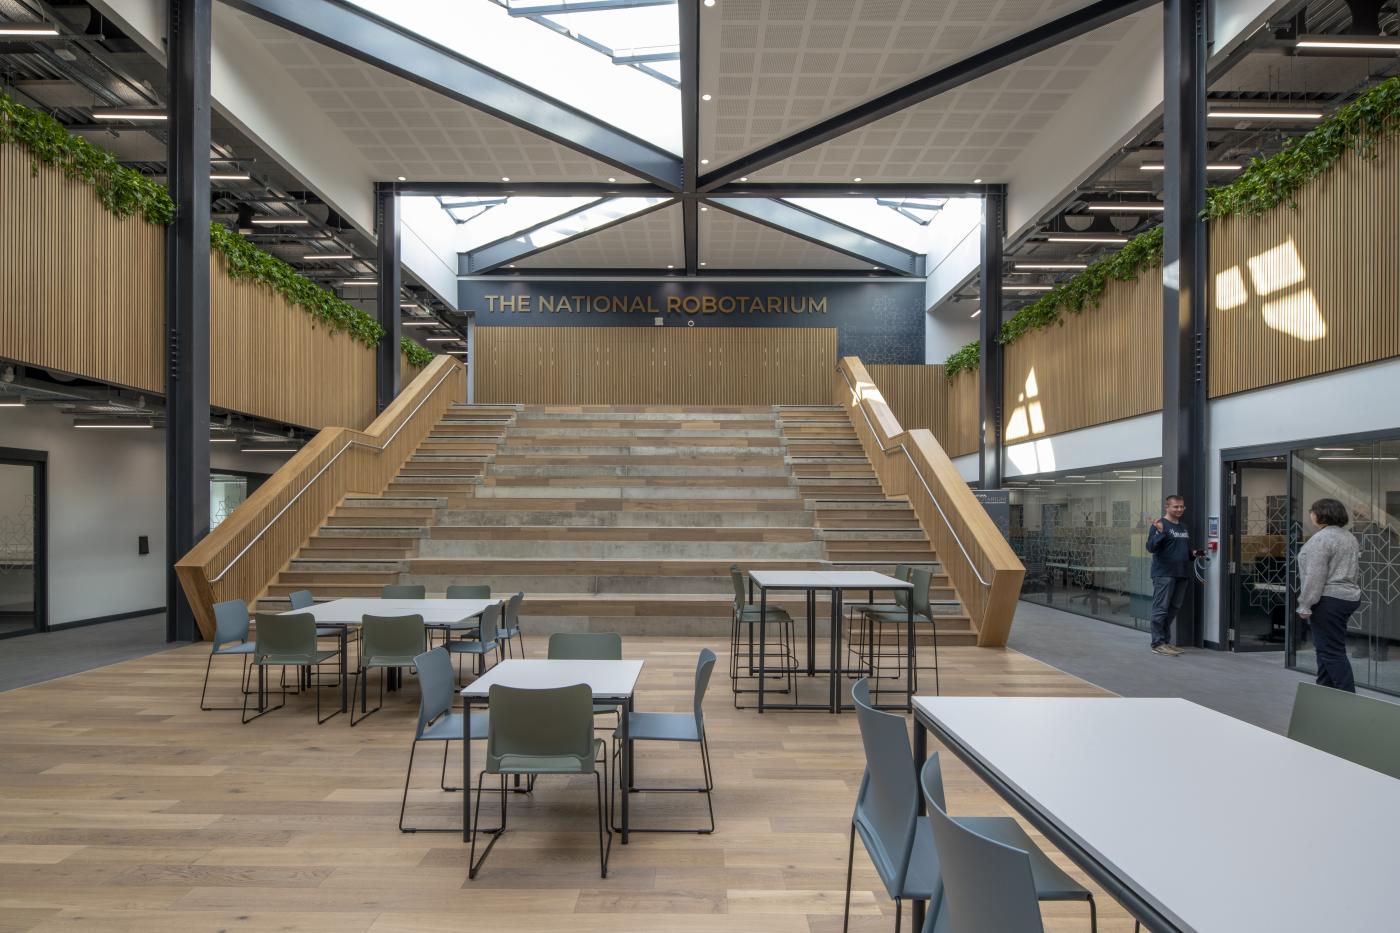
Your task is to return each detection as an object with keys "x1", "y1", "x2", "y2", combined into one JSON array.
[
  {"x1": 783, "y1": 198, "x2": 932, "y2": 252},
  {"x1": 450, "y1": 196, "x2": 599, "y2": 251}
]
